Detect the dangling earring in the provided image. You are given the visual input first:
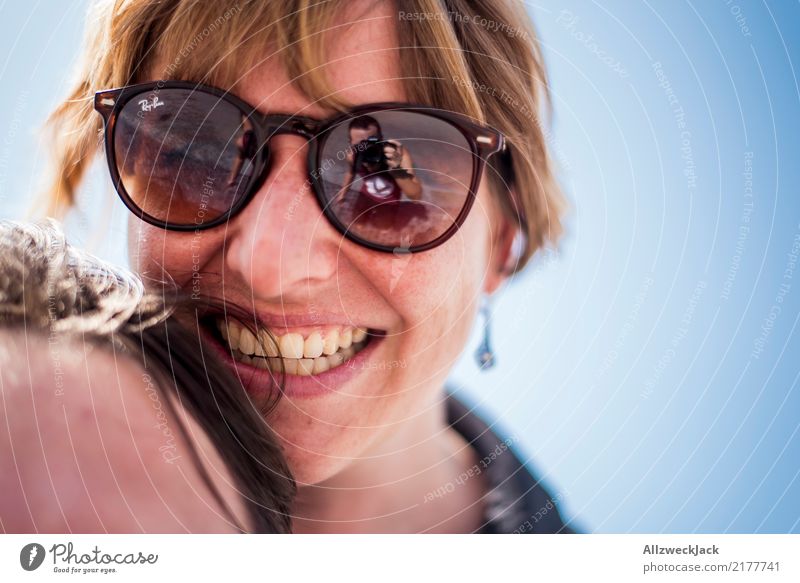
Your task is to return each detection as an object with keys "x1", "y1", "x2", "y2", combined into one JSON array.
[{"x1": 474, "y1": 296, "x2": 496, "y2": 370}]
